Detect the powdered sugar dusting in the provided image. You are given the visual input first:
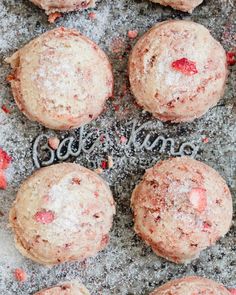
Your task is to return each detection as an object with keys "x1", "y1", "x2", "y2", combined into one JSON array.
[{"x1": 46, "y1": 176, "x2": 85, "y2": 230}]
